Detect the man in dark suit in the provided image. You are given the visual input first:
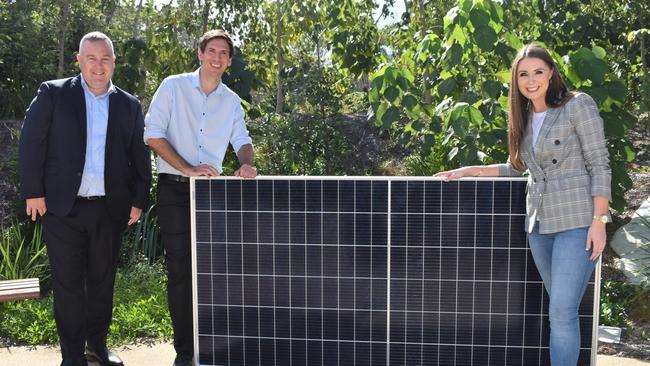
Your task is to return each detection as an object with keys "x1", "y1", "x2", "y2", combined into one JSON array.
[{"x1": 19, "y1": 31, "x2": 151, "y2": 366}]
